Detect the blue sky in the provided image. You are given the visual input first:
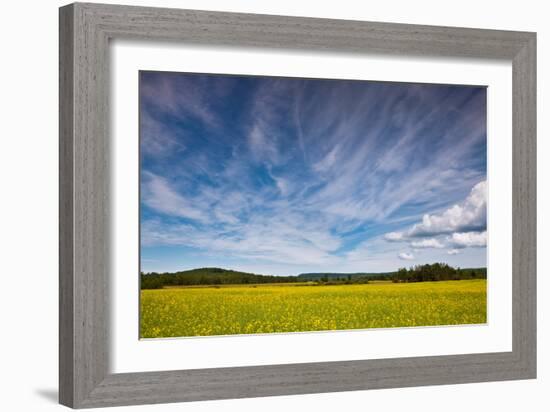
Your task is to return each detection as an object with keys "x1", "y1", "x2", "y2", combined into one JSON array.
[{"x1": 140, "y1": 71, "x2": 487, "y2": 275}]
